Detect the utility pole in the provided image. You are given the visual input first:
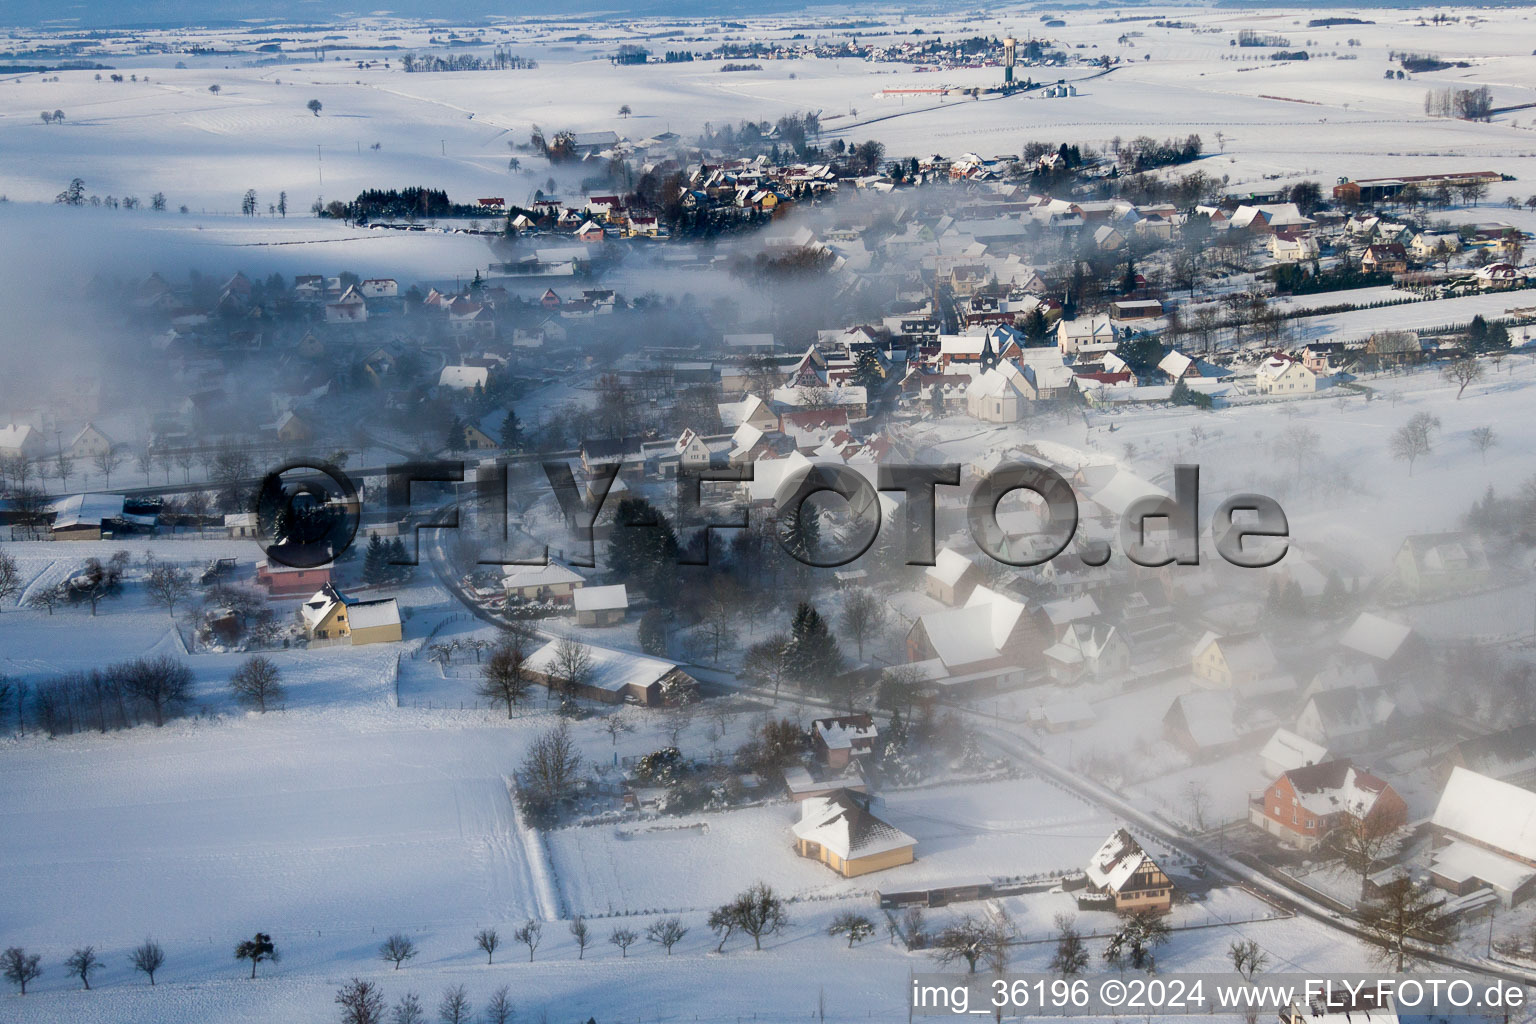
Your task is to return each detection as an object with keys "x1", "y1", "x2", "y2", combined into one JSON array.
[{"x1": 317, "y1": 145, "x2": 323, "y2": 185}]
